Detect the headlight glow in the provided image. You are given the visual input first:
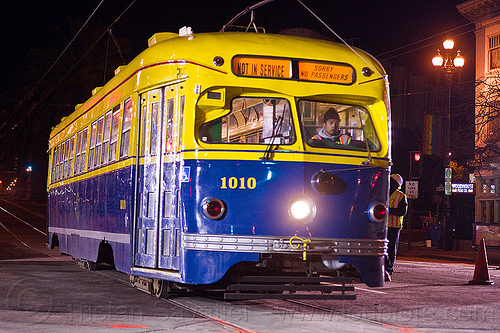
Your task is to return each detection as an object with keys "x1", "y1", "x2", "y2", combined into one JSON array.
[
  {"x1": 289, "y1": 196, "x2": 316, "y2": 224},
  {"x1": 290, "y1": 200, "x2": 311, "y2": 220}
]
